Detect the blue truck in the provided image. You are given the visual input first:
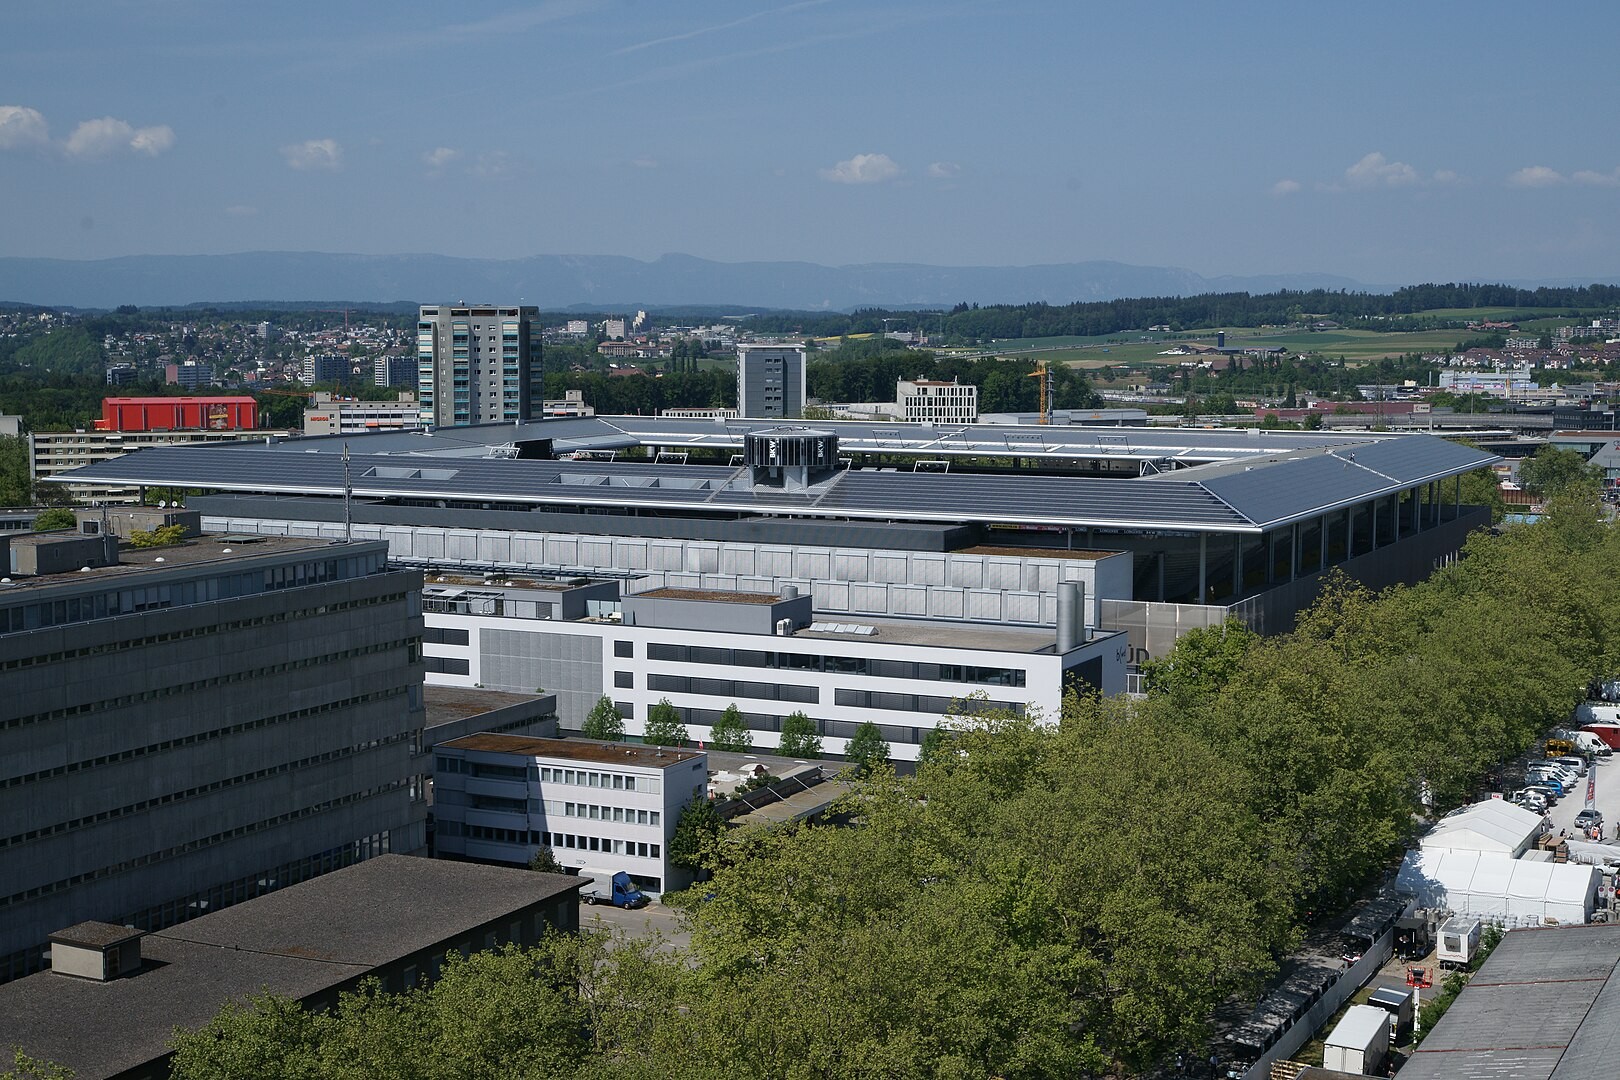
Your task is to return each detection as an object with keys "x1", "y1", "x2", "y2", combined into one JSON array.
[{"x1": 581, "y1": 870, "x2": 649, "y2": 909}]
